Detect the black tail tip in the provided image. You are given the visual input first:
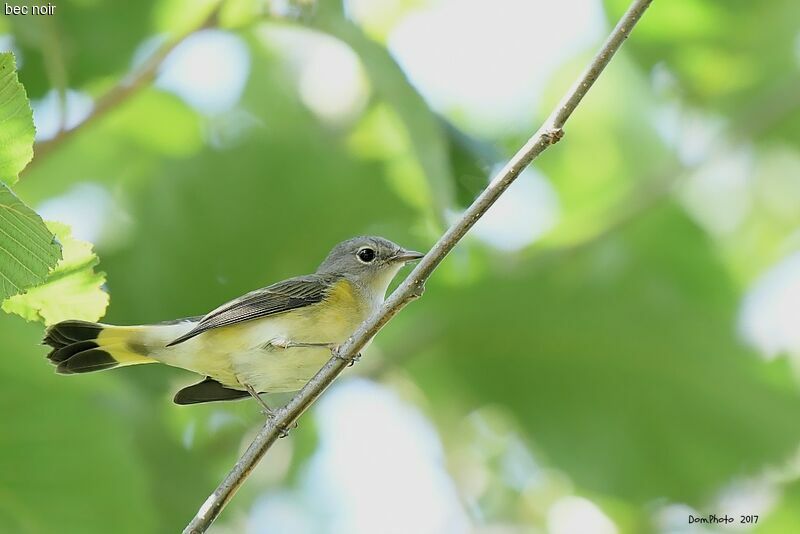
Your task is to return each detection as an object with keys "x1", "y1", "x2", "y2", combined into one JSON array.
[
  {"x1": 44, "y1": 320, "x2": 103, "y2": 350},
  {"x1": 48, "y1": 340, "x2": 99, "y2": 364},
  {"x1": 43, "y1": 320, "x2": 114, "y2": 374},
  {"x1": 54, "y1": 349, "x2": 117, "y2": 374}
]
